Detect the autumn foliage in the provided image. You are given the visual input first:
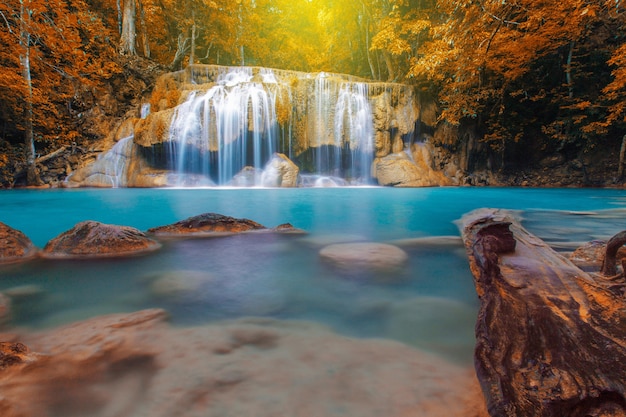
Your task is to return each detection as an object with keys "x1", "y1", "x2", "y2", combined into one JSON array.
[{"x1": 1, "y1": 0, "x2": 626, "y2": 185}]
